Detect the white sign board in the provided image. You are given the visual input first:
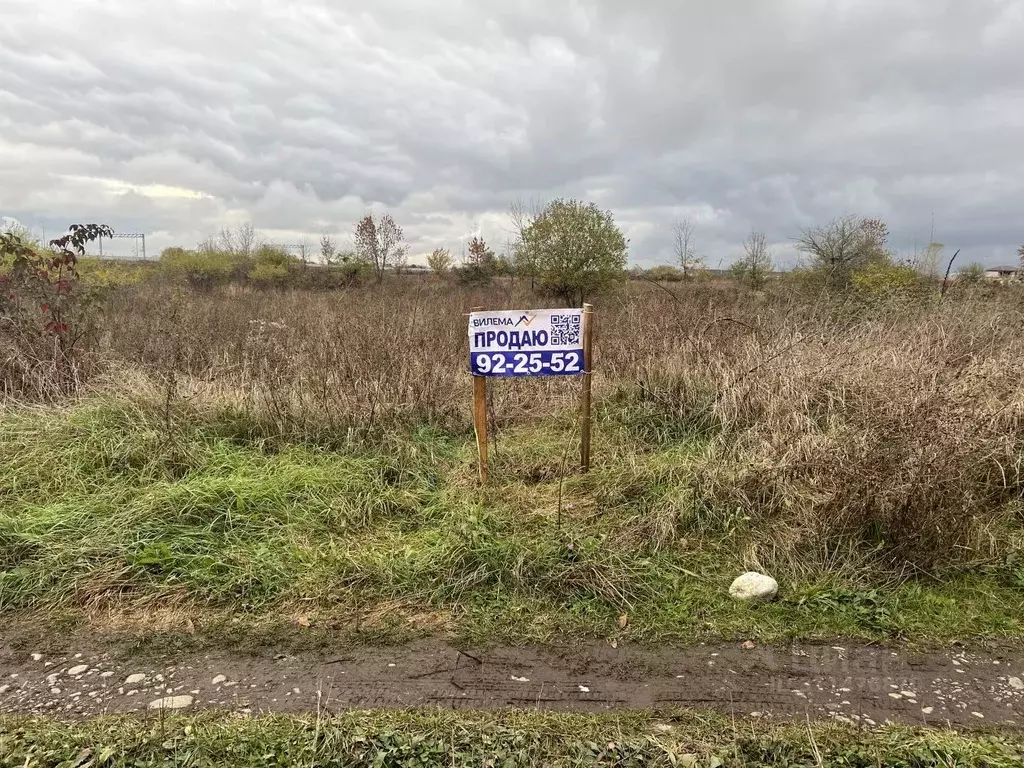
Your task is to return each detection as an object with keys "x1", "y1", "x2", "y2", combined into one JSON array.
[{"x1": 468, "y1": 308, "x2": 584, "y2": 377}]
